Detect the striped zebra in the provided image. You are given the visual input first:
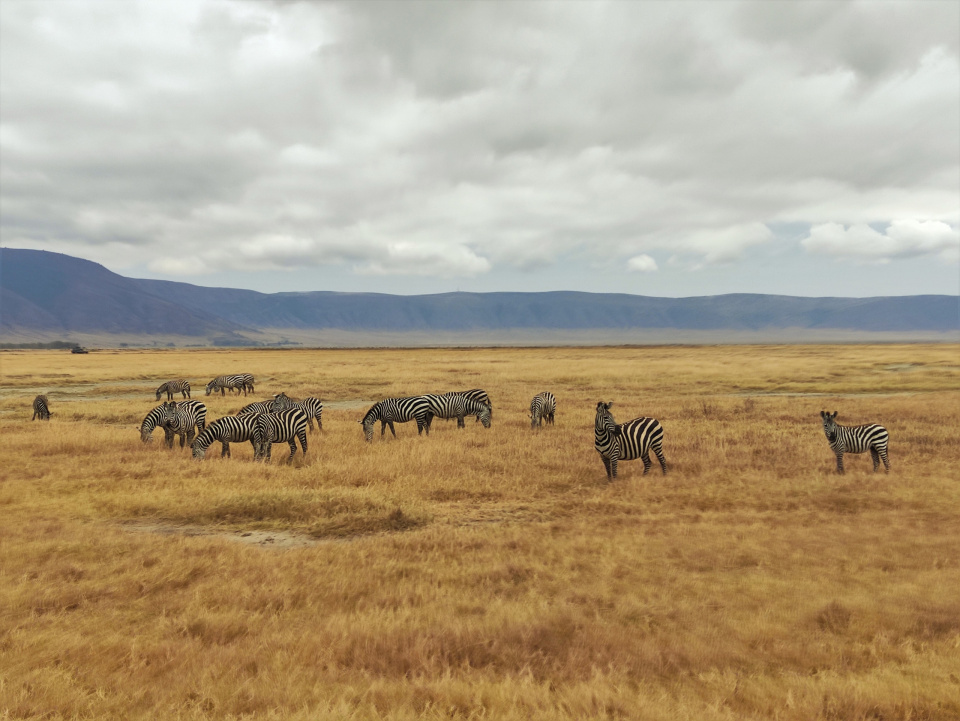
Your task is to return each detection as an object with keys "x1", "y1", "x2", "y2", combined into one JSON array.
[
  {"x1": 422, "y1": 393, "x2": 492, "y2": 431},
  {"x1": 530, "y1": 391, "x2": 556, "y2": 429},
  {"x1": 237, "y1": 399, "x2": 279, "y2": 415},
  {"x1": 253, "y1": 408, "x2": 308, "y2": 462},
  {"x1": 155, "y1": 379, "x2": 191, "y2": 401},
  {"x1": 159, "y1": 401, "x2": 207, "y2": 449},
  {"x1": 32, "y1": 394, "x2": 51, "y2": 421},
  {"x1": 139, "y1": 401, "x2": 206, "y2": 445},
  {"x1": 445, "y1": 389, "x2": 492, "y2": 423},
  {"x1": 359, "y1": 396, "x2": 431, "y2": 442},
  {"x1": 270, "y1": 393, "x2": 324, "y2": 432},
  {"x1": 205, "y1": 374, "x2": 255, "y2": 397},
  {"x1": 594, "y1": 401, "x2": 667, "y2": 479},
  {"x1": 191, "y1": 414, "x2": 261, "y2": 460},
  {"x1": 820, "y1": 411, "x2": 890, "y2": 474}
]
